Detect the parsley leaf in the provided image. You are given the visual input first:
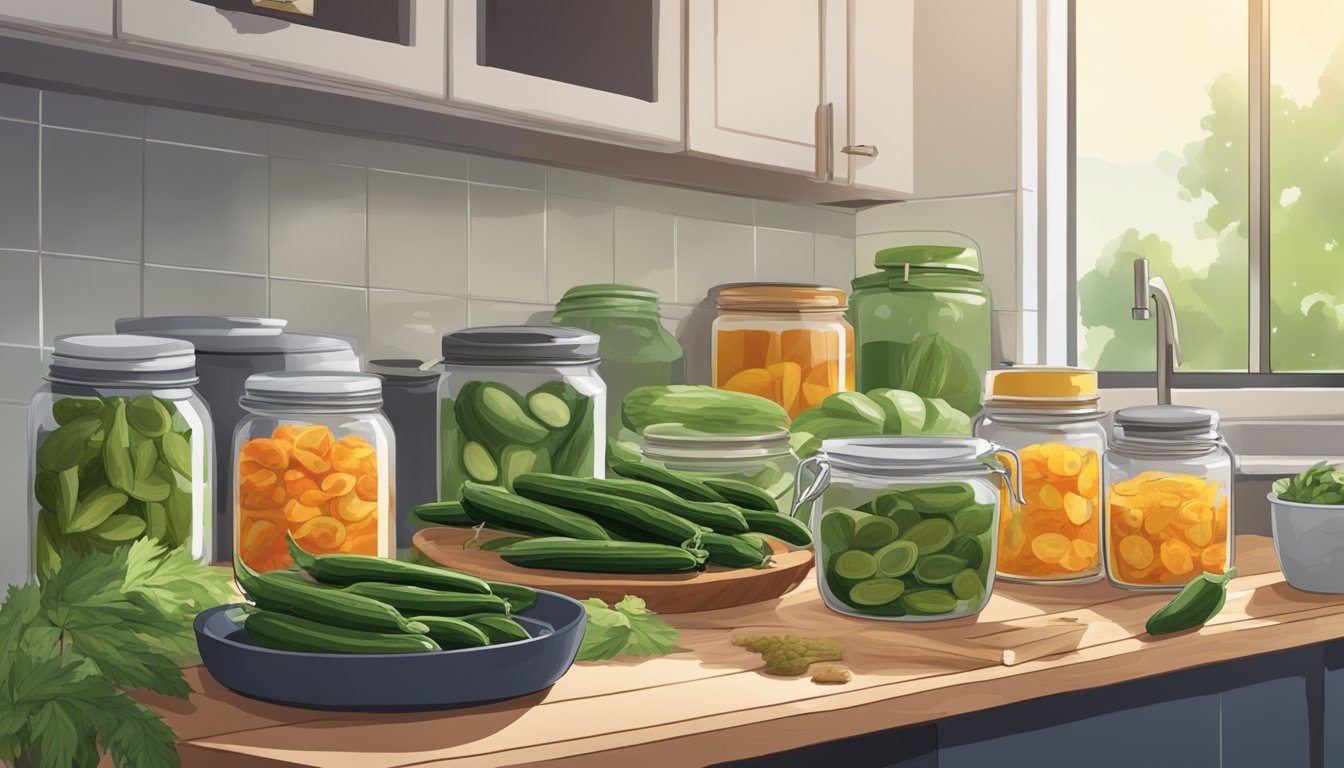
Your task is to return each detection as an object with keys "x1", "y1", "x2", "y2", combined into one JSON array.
[{"x1": 576, "y1": 595, "x2": 680, "y2": 661}]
